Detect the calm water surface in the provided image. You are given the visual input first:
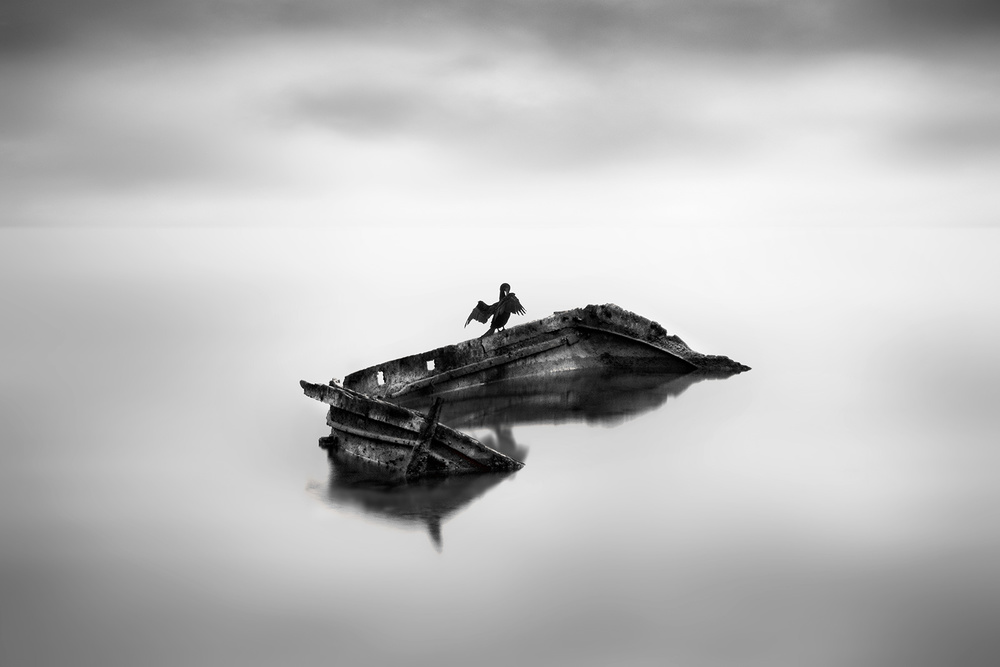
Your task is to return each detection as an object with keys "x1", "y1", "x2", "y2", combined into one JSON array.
[{"x1": 2, "y1": 227, "x2": 998, "y2": 667}]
